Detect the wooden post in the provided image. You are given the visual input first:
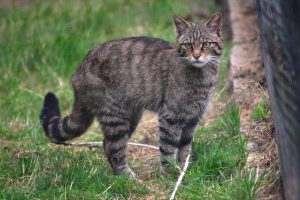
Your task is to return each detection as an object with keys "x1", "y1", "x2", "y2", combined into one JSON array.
[{"x1": 256, "y1": 1, "x2": 300, "y2": 199}]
